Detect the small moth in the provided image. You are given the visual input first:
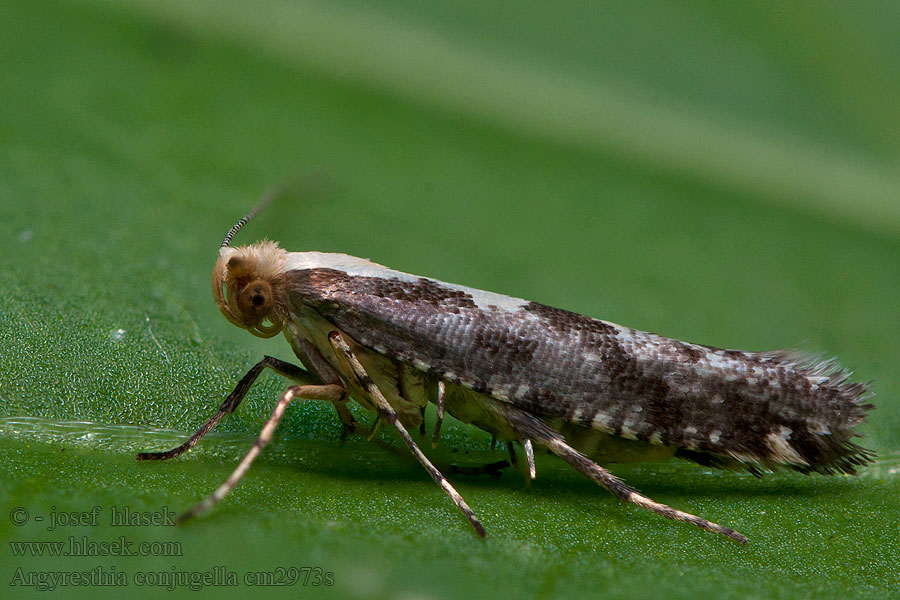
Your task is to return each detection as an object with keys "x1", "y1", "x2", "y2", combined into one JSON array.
[{"x1": 139, "y1": 188, "x2": 874, "y2": 544}]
